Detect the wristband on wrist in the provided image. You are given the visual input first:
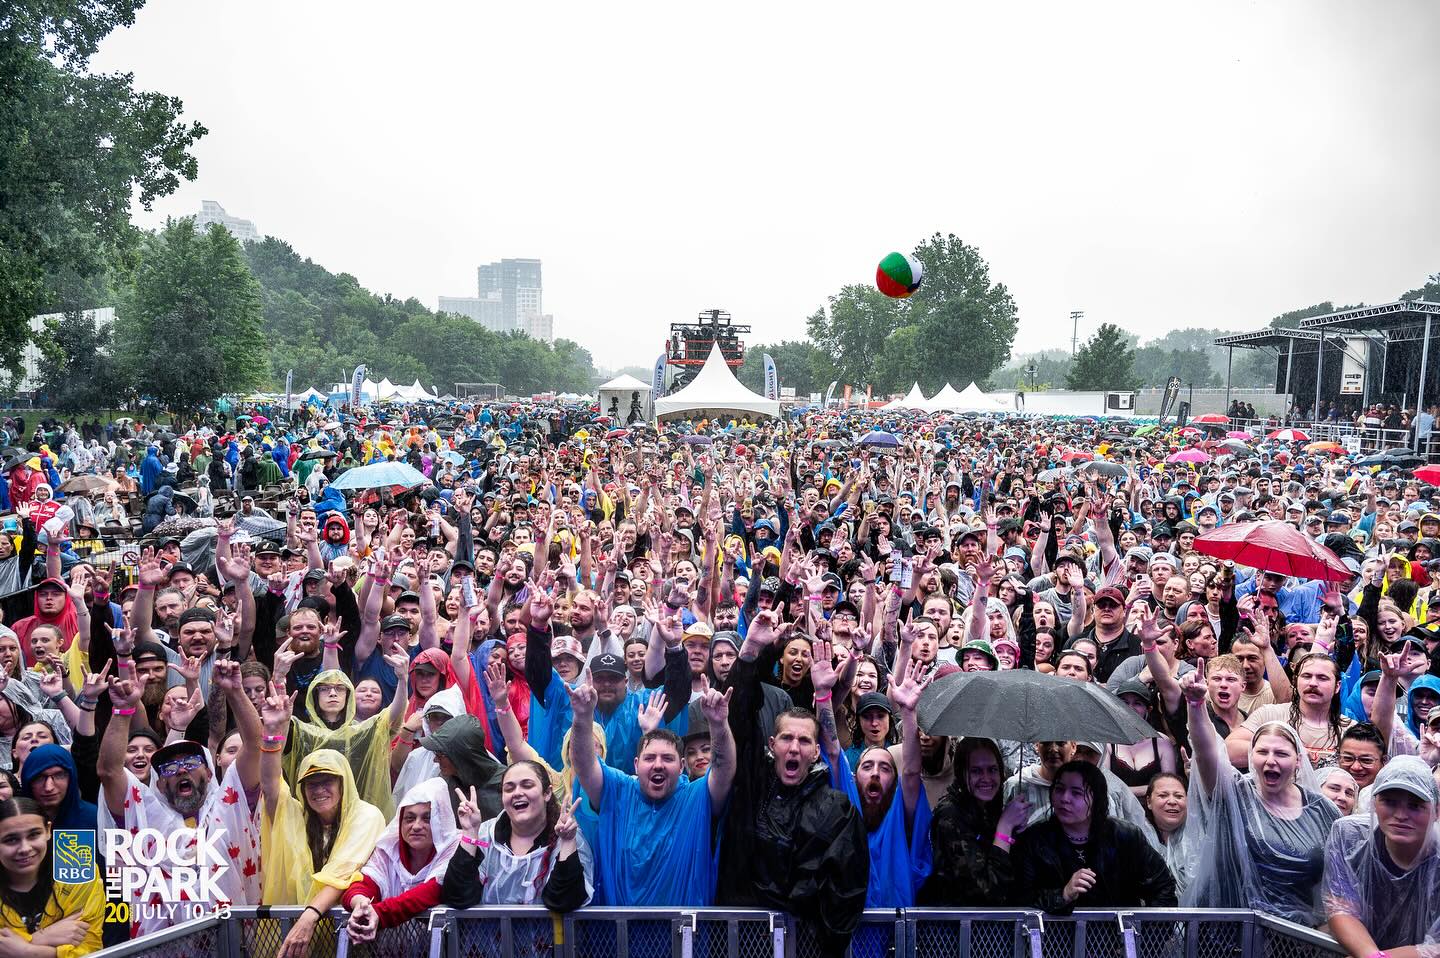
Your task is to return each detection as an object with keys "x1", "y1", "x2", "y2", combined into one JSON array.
[
  {"x1": 812, "y1": 691, "x2": 832, "y2": 703},
  {"x1": 322, "y1": 641, "x2": 340, "y2": 649},
  {"x1": 263, "y1": 734, "x2": 286, "y2": 744},
  {"x1": 260, "y1": 741, "x2": 285, "y2": 753},
  {"x1": 460, "y1": 834, "x2": 485, "y2": 848},
  {"x1": 137, "y1": 583, "x2": 153, "y2": 592},
  {"x1": 303, "y1": 905, "x2": 323, "y2": 922},
  {"x1": 994, "y1": 831, "x2": 1014, "y2": 845},
  {"x1": 113, "y1": 707, "x2": 137, "y2": 716}
]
